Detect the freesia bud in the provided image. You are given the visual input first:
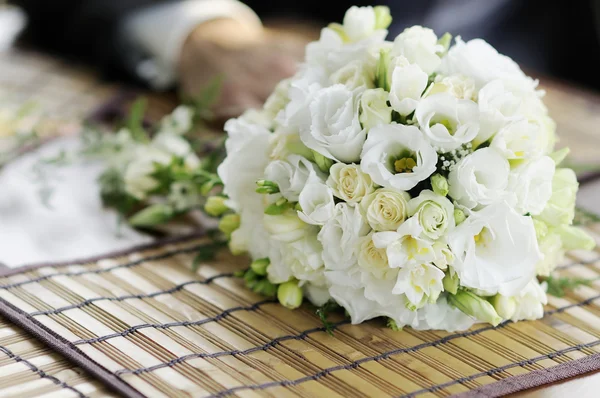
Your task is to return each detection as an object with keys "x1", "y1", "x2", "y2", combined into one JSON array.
[
  {"x1": 250, "y1": 258, "x2": 270, "y2": 276},
  {"x1": 218, "y1": 213, "x2": 240, "y2": 236},
  {"x1": 277, "y1": 281, "x2": 303, "y2": 309},
  {"x1": 128, "y1": 204, "x2": 174, "y2": 228},
  {"x1": 490, "y1": 294, "x2": 517, "y2": 320},
  {"x1": 453, "y1": 208, "x2": 467, "y2": 225},
  {"x1": 374, "y1": 6, "x2": 392, "y2": 29},
  {"x1": 436, "y1": 32, "x2": 452, "y2": 56},
  {"x1": 448, "y1": 290, "x2": 503, "y2": 326},
  {"x1": 431, "y1": 173, "x2": 449, "y2": 196},
  {"x1": 442, "y1": 272, "x2": 459, "y2": 295},
  {"x1": 204, "y1": 196, "x2": 228, "y2": 217},
  {"x1": 312, "y1": 151, "x2": 334, "y2": 173},
  {"x1": 256, "y1": 179, "x2": 280, "y2": 194}
]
